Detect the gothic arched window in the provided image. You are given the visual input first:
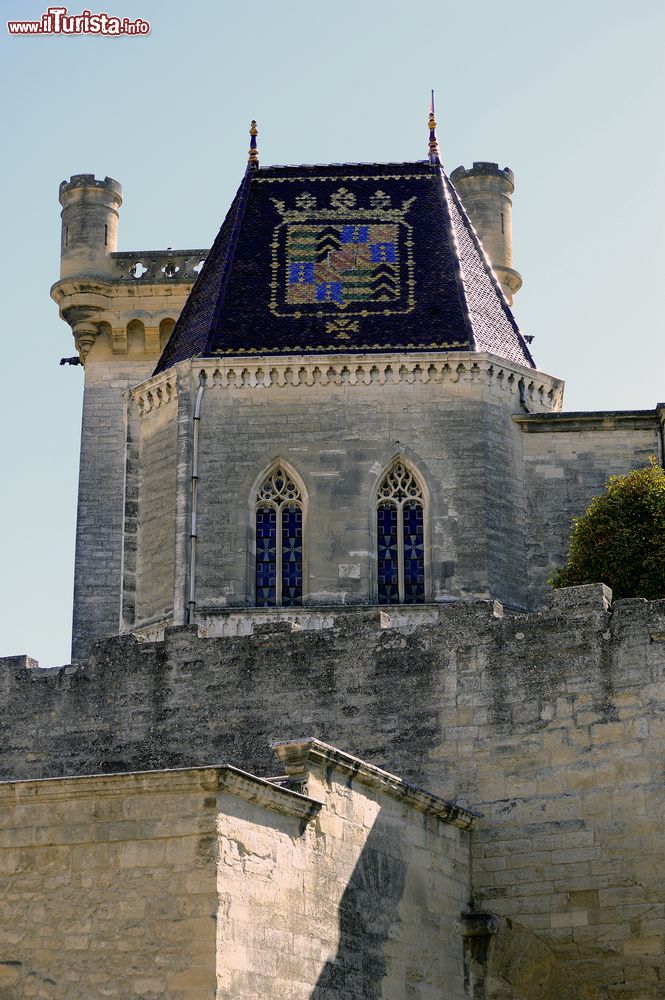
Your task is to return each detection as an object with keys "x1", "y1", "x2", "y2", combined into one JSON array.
[
  {"x1": 255, "y1": 466, "x2": 303, "y2": 607},
  {"x1": 376, "y1": 462, "x2": 425, "y2": 604}
]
